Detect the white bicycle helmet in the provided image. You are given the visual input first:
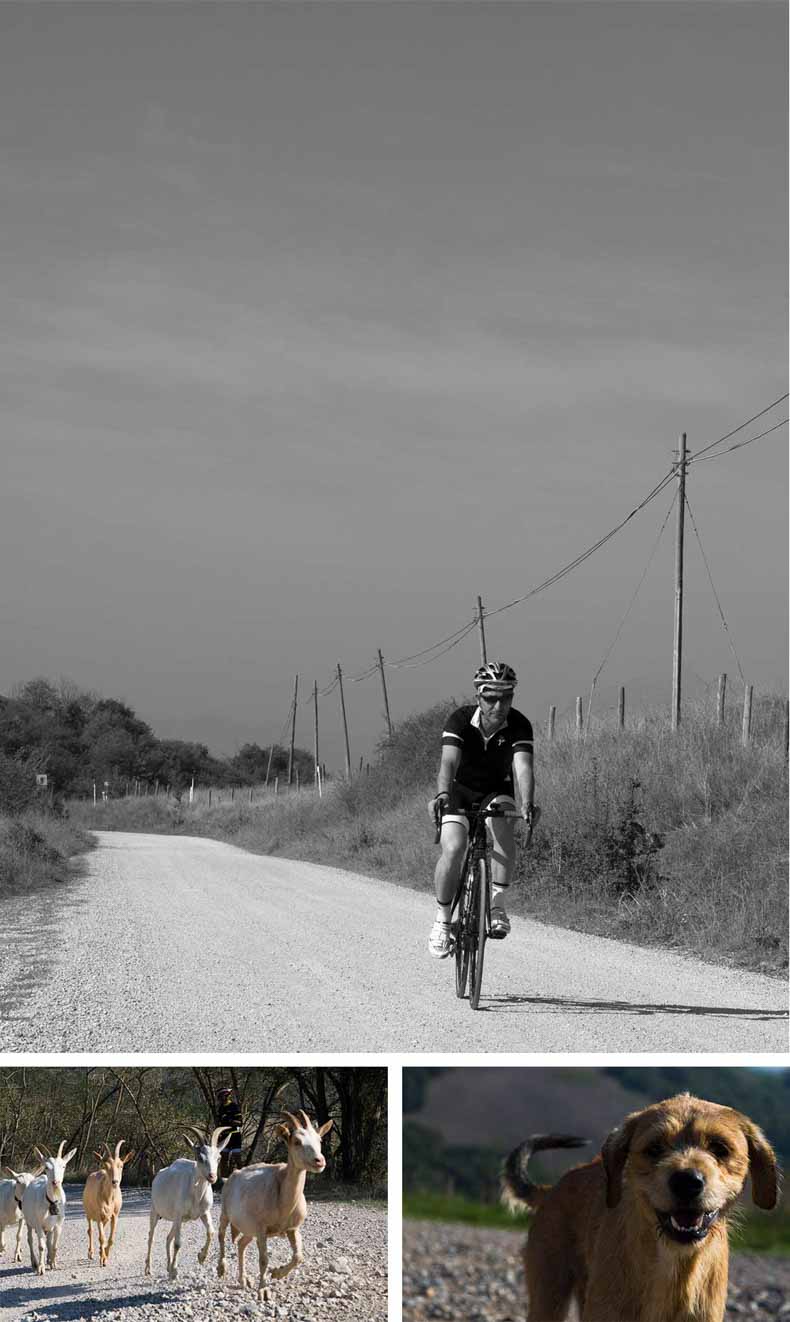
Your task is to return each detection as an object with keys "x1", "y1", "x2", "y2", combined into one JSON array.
[{"x1": 473, "y1": 660, "x2": 517, "y2": 694}]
